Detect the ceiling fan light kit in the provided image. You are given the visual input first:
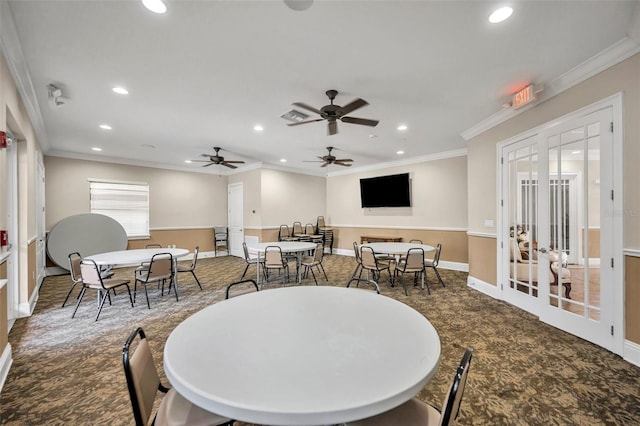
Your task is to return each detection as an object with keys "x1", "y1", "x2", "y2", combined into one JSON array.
[{"x1": 288, "y1": 89, "x2": 379, "y2": 135}]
